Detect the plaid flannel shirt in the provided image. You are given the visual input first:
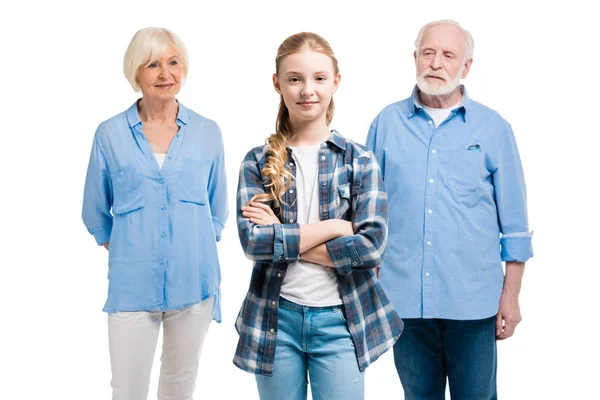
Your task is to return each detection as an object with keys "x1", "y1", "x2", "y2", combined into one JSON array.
[{"x1": 233, "y1": 130, "x2": 403, "y2": 376}]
